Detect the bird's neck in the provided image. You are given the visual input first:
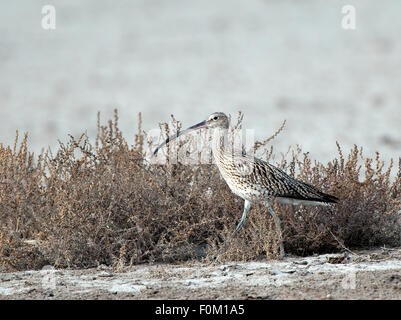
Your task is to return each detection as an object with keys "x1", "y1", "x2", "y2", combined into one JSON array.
[{"x1": 212, "y1": 127, "x2": 230, "y2": 162}]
